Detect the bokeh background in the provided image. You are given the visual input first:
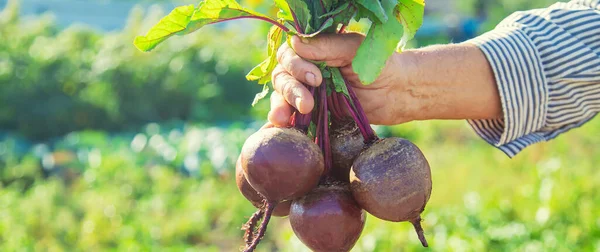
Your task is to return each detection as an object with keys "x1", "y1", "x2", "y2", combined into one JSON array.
[{"x1": 1, "y1": 0, "x2": 599, "y2": 251}]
